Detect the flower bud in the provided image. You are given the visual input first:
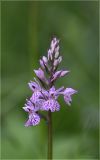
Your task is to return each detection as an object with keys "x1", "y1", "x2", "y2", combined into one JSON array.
[
  {"x1": 50, "y1": 38, "x2": 59, "y2": 55},
  {"x1": 53, "y1": 59, "x2": 59, "y2": 67},
  {"x1": 51, "y1": 38, "x2": 57, "y2": 49},
  {"x1": 34, "y1": 68, "x2": 46, "y2": 81},
  {"x1": 51, "y1": 70, "x2": 62, "y2": 82},
  {"x1": 48, "y1": 49, "x2": 52, "y2": 60},
  {"x1": 39, "y1": 59, "x2": 45, "y2": 69},
  {"x1": 42, "y1": 56, "x2": 48, "y2": 64},
  {"x1": 55, "y1": 46, "x2": 59, "y2": 58},
  {"x1": 58, "y1": 56, "x2": 62, "y2": 63},
  {"x1": 55, "y1": 51, "x2": 59, "y2": 59},
  {"x1": 60, "y1": 70, "x2": 70, "y2": 77},
  {"x1": 51, "y1": 70, "x2": 69, "y2": 82}
]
